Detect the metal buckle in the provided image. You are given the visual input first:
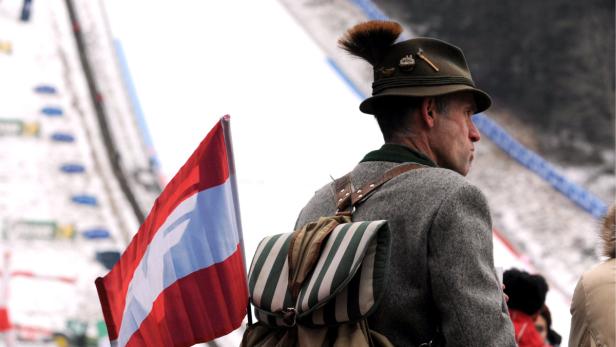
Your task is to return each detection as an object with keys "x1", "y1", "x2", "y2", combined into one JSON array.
[{"x1": 281, "y1": 307, "x2": 296, "y2": 327}]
